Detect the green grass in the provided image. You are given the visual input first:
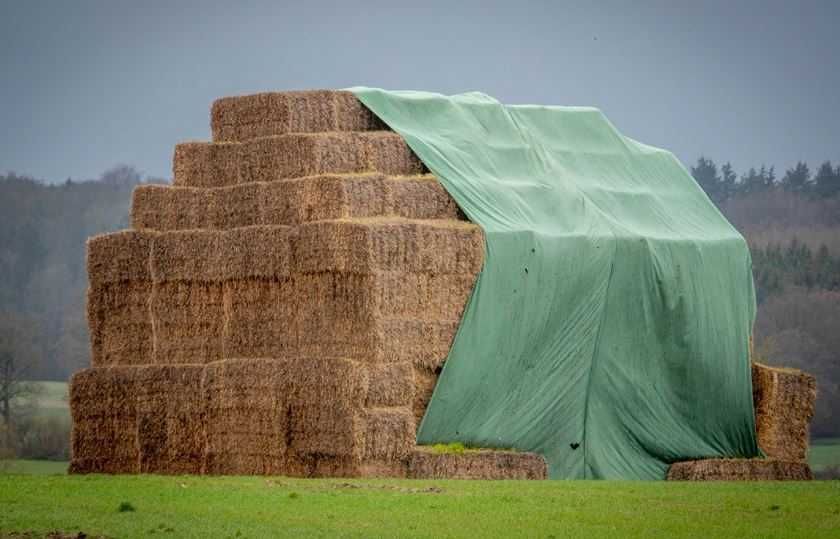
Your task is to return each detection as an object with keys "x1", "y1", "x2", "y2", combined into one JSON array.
[
  {"x1": 809, "y1": 438, "x2": 840, "y2": 472},
  {"x1": 0, "y1": 475, "x2": 838, "y2": 538}
]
